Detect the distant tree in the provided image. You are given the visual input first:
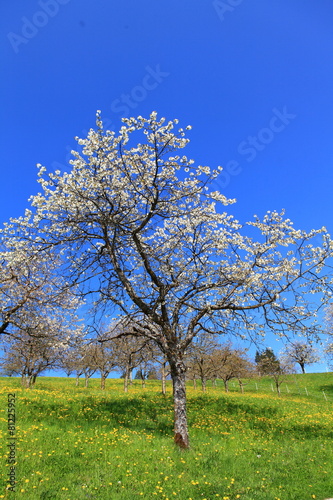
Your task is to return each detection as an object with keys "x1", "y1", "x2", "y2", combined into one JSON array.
[
  {"x1": 233, "y1": 353, "x2": 255, "y2": 393},
  {"x1": 255, "y1": 348, "x2": 280, "y2": 376},
  {"x1": 81, "y1": 344, "x2": 98, "y2": 388},
  {"x1": 91, "y1": 342, "x2": 117, "y2": 390},
  {"x1": 60, "y1": 341, "x2": 86, "y2": 386},
  {"x1": 281, "y1": 341, "x2": 320, "y2": 374},
  {"x1": 324, "y1": 304, "x2": 333, "y2": 370},
  {"x1": 324, "y1": 343, "x2": 333, "y2": 370},
  {"x1": 0, "y1": 315, "x2": 82, "y2": 388},
  {"x1": 186, "y1": 335, "x2": 220, "y2": 392},
  {"x1": 211, "y1": 345, "x2": 252, "y2": 392},
  {"x1": 147, "y1": 368, "x2": 159, "y2": 379},
  {"x1": 151, "y1": 350, "x2": 170, "y2": 395},
  {"x1": 59, "y1": 350, "x2": 76, "y2": 378},
  {"x1": 112, "y1": 336, "x2": 151, "y2": 392},
  {"x1": 62, "y1": 341, "x2": 97, "y2": 388},
  {"x1": 255, "y1": 350, "x2": 262, "y2": 365},
  {"x1": 2, "y1": 333, "x2": 59, "y2": 388},
  {"x1": 89, "y1": 325, "x2": 120, "y2": 389},
  {"x1": 135, "y1": 345, "x2": 157, "y2": 388},
  {"x1": 257, "y1": 355, "x2": 295, "y2": 396}
]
